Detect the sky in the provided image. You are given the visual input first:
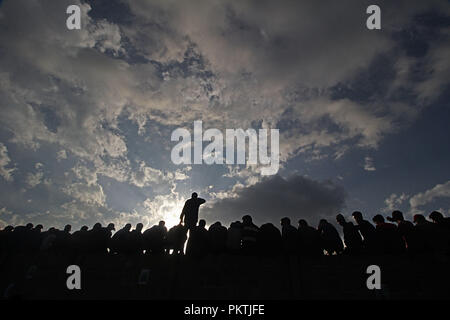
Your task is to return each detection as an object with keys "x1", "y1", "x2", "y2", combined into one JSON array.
[{"x1": 0, "y1": 0, "x2": 449, "y2": 231}]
